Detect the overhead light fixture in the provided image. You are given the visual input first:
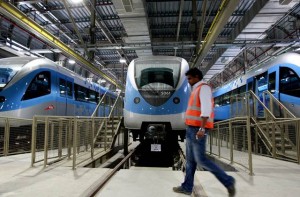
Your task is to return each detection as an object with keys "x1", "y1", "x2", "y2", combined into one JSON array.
[
  {"x1": 68, "y1": 59, "x2": 76, "y2": 64},
  {"x1": 119, "y1": 54, "x2": 126, "y2": 63},
  {"x1": 72, "y1": 0, "x2": 83, "y2": 4}
]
